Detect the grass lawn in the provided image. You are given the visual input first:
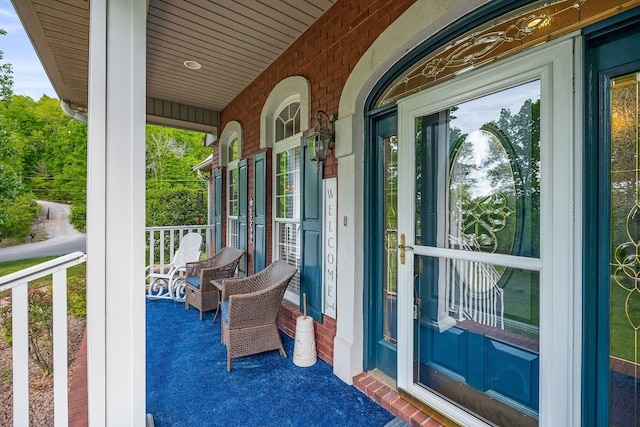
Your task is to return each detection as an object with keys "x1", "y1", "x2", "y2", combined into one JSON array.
[{"x1": 0, "y1": 256, "x2": 87, "y2": 318}]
